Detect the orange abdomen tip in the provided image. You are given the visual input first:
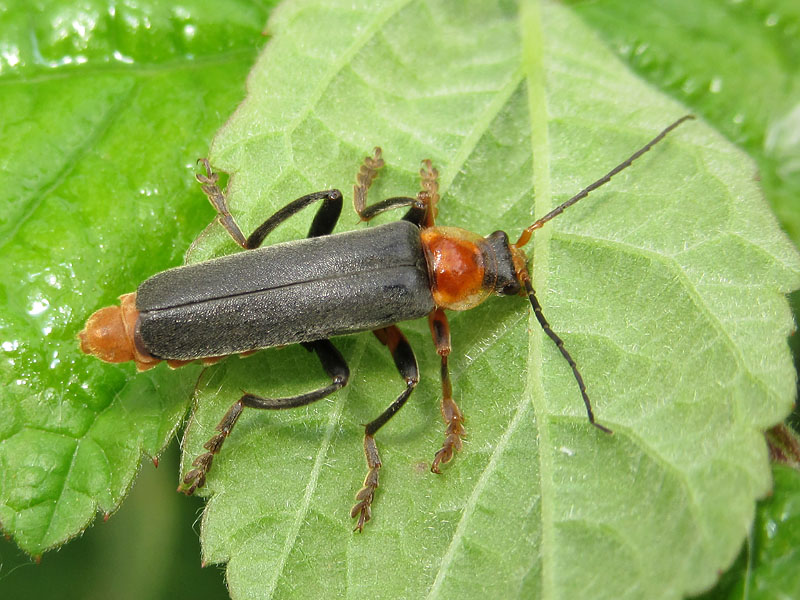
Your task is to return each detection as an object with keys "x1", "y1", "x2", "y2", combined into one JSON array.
[
  {"x1": 79, "y1": 305, "x2": 135, "y2": 363},
  {"x1": 79, "y1": 293, "x2": 160, "y2": 371}
]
